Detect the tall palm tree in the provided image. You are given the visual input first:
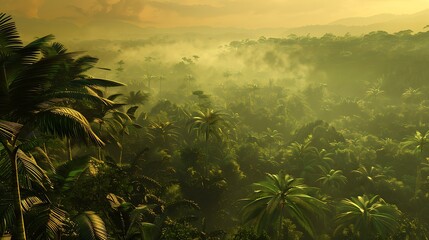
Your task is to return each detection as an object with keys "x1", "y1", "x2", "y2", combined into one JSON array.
[
  {"x1": 262, "y1": 127, "x2": 283, "y2": 158},
  {"x1": 402, "y1": 87, "x2": 422, "y2": 104},
  {"x1": 402, "y1": 130, "x2": 429, "y2": 197},
  {"x1": 188, "y1": 109, "x2": 231, "y2": 175},
  {"x1": 241, "y1": 172, "x2": 326, "y2": 239},
  {"x1": 96, "y1": 106, "x2": 141, "y2": 165},
  {"x1": 0, "y1": 120, "x2": 25, "y2": 239},
  {"x1": 286, "y1": 136, "x2": 322, "y2": 177},
  {"x1": 147, "y1": 121, "x2": 179, "y2": 149},
  {"x1": 188, "y1": 108, "x2": 230, "y2": 143},
  {"x1": 335, "y1": 195, "x2": 401, "y2": 239},
  {"x1": 0, "y1": 13, "x2": 120, "y2": 239}
]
